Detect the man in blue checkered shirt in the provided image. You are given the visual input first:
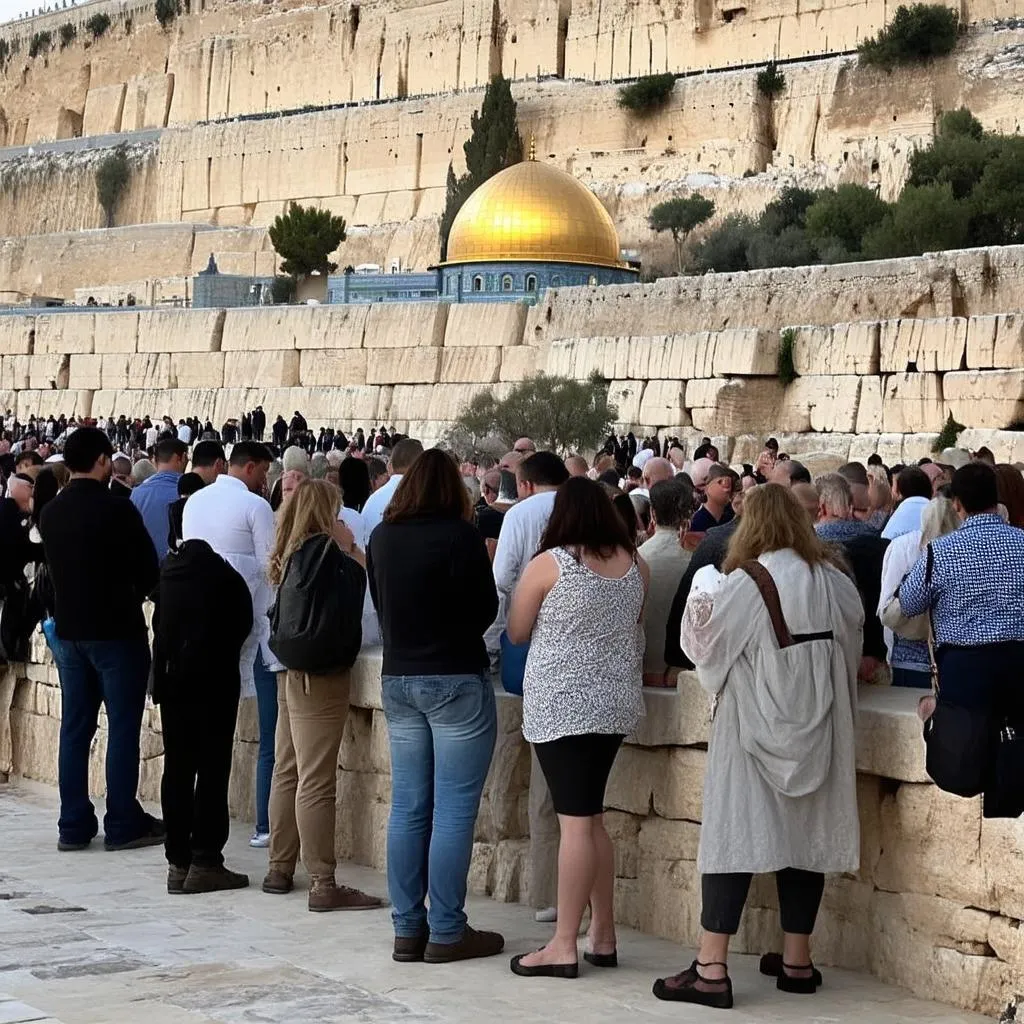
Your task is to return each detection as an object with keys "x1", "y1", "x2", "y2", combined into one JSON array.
[{"x1": 900, "y1": 461, "x2": 1024, "y2": 713}]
